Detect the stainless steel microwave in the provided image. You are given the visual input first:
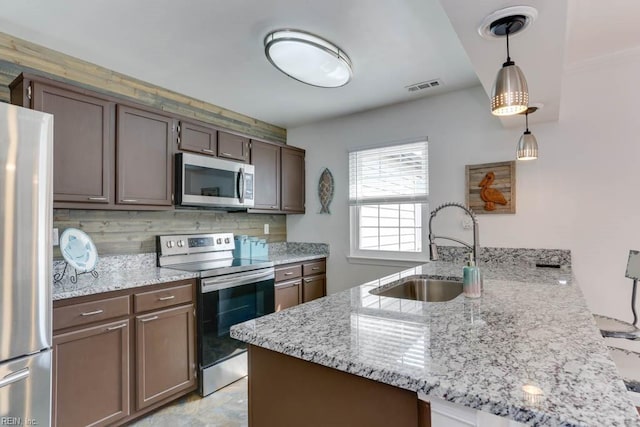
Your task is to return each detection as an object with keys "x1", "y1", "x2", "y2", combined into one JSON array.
[{"x1": 176, "y1": 153, "x2": 254, "y2": 209}]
